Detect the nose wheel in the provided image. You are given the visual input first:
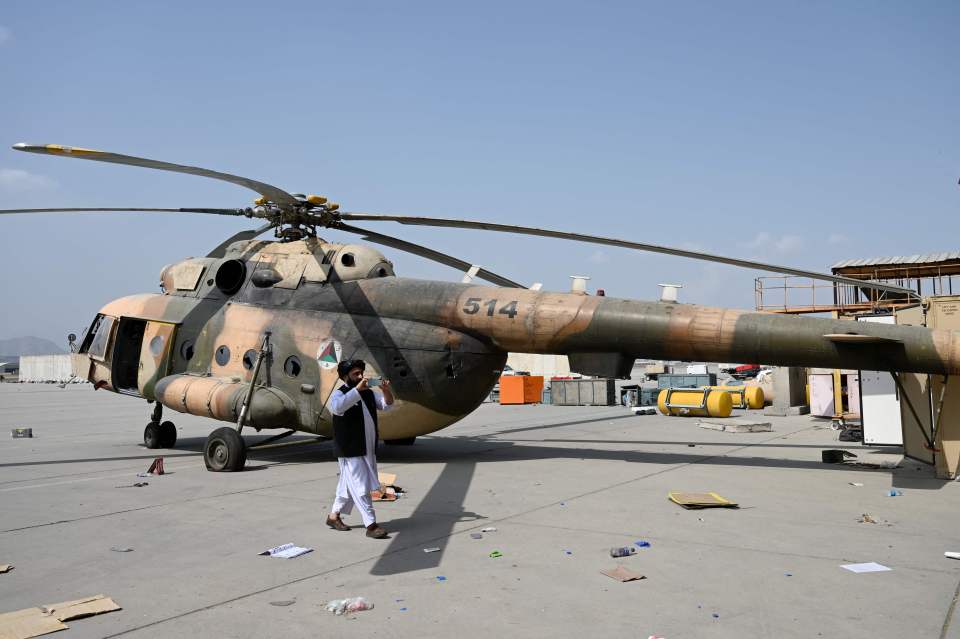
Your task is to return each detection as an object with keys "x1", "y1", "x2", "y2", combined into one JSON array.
[
  {"x1": 144, "y1": 421, "x2": 177, "y2": 449},
  {"x1": 204, "y1": 427, "x2": 247, "y2": 472}
]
